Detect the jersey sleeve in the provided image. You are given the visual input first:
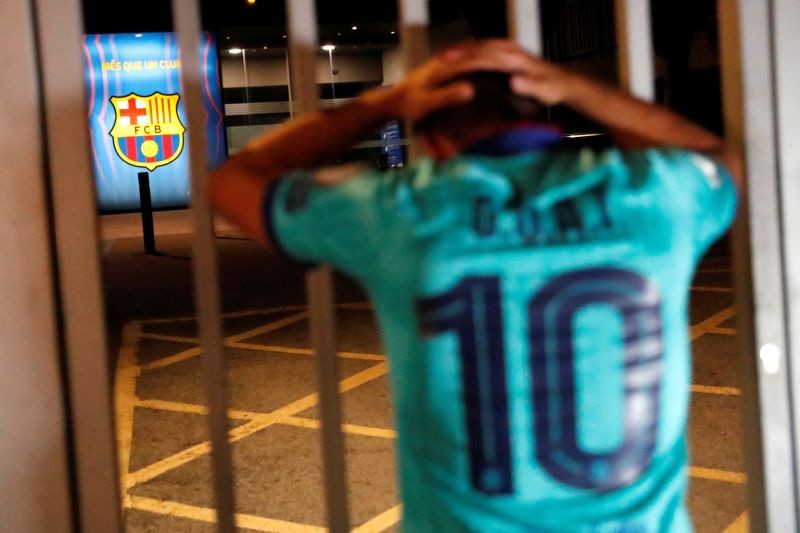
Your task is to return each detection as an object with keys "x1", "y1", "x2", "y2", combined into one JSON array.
[
  {"x1": 643, "y1": 149, "x2": 738, "y2": 254},
  {"x1": 262, "y1": 164, "x2": 397, "y2": 277}
]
